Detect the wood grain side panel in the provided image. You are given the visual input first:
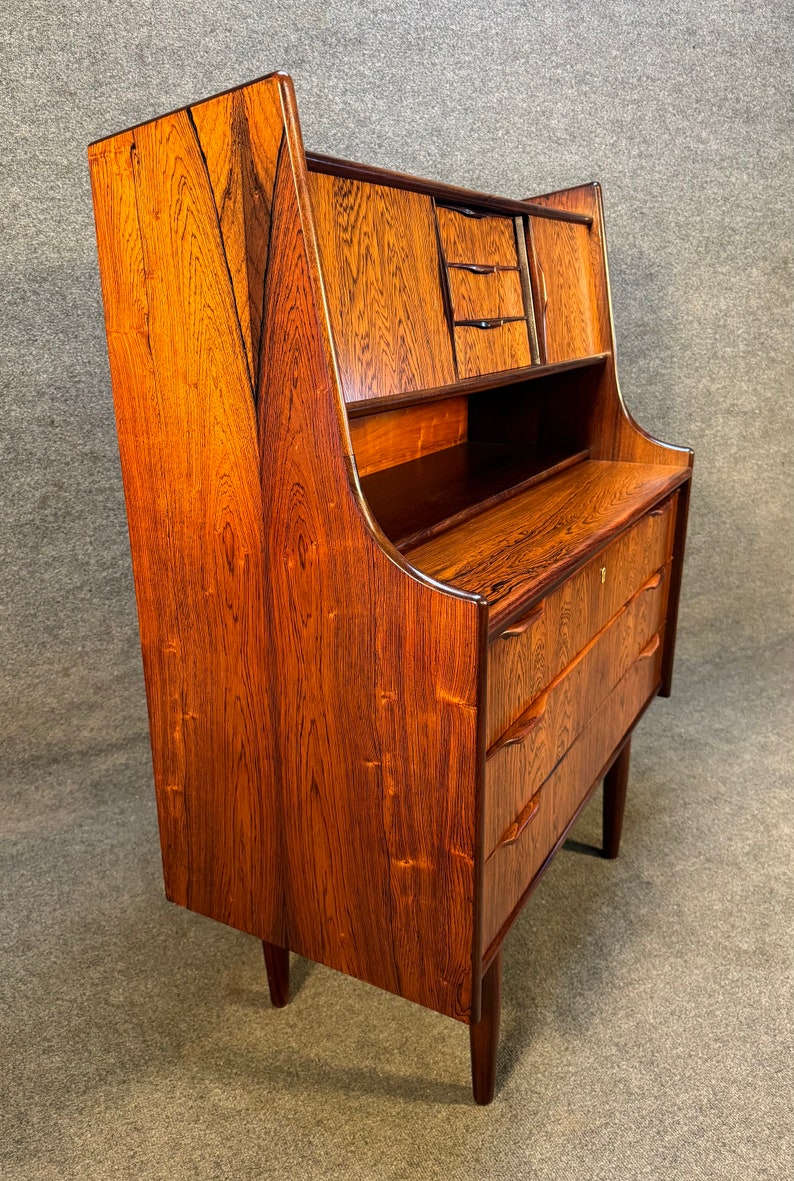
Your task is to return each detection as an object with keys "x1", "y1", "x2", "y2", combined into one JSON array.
[
  {"x1": 454, "y1": 320, "x2": 532, "y2": 380},
  {"x1": 437, "y1": 208, "x2": 518, "y2": 267},
  {"x1": 91, "y1": 75, "x2": 483, "y2": 1022},
  {"x1": 189, "y1": 85, "x2": 283, "y2": 392},
  {"x1": 257, "y1": 80, "x2": 482, "y2": 1020},
  {"x1": 89, "y1": 114, "x2": 281, "y2": 934},
  {"x1": 349, "y1": 397, "x2": 468, "y2": 478},
  {"x1": 307, "y1": 172, "x2": 455, "y2": 402},
  {"x1": 485, "y1": 495, "x2": 677, "y2": 744},
  {"x1": 481, "y1": 633, "x2": 664, "y2": 951},
  {"x1": 448, "y1": 268, "x2": 525, "y2": 320},
  {"x1": 406, "y1": 461, "x2": 687, "y2": 635},
  {"x1": 485, "y1": 569, "x2": 669, "y2": 852},
  {"x1": 529, "y1": 216, "x2": 602, "y2": 363}
]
